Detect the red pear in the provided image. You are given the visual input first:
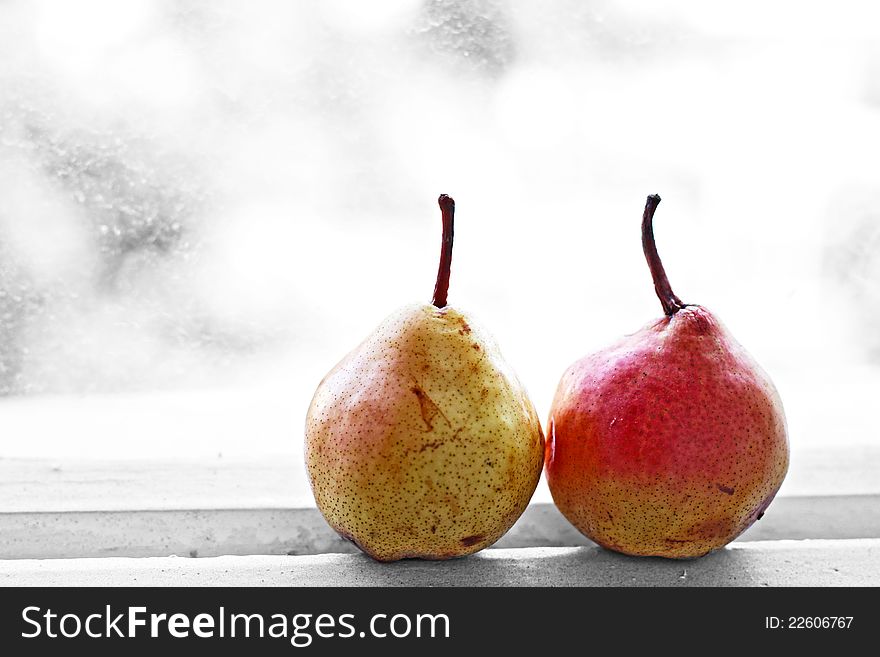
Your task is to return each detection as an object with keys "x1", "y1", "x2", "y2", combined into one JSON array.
[{"x1": 545, "y1": 195, "x2": 789, "y2": 558}]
